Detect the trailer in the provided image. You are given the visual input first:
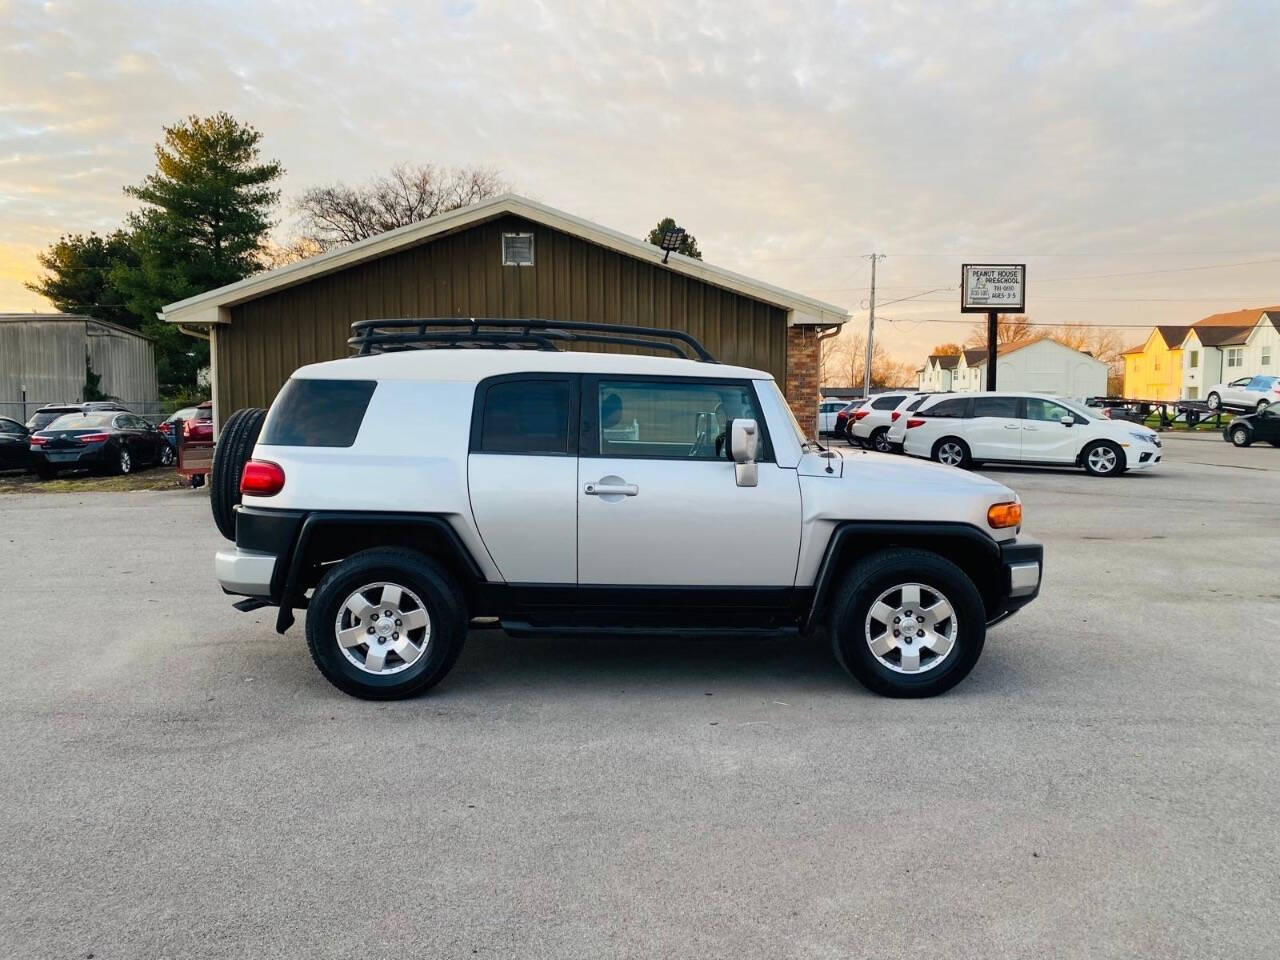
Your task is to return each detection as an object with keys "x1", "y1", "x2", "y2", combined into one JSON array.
[{"x1": 1084, "y1": 396, "x2": 1230, "y2": 430}]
